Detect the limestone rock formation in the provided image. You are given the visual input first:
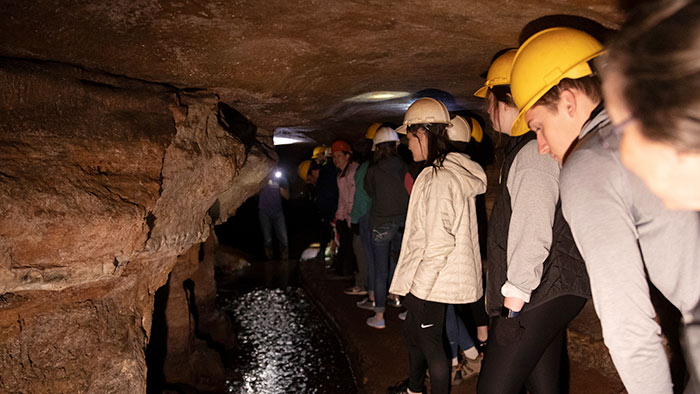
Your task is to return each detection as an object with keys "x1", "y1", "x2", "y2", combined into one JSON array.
[{"x1": 0, "y1": 58, "x2": 274, "y2": 393}]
